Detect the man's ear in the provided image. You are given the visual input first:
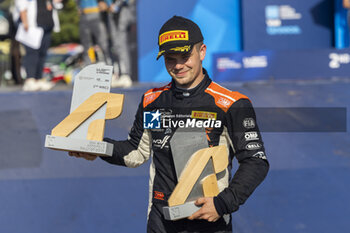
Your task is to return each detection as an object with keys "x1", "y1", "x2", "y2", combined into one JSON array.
[{"x1": 199, "y1": 44, "x2": 207, "y2": 61}]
